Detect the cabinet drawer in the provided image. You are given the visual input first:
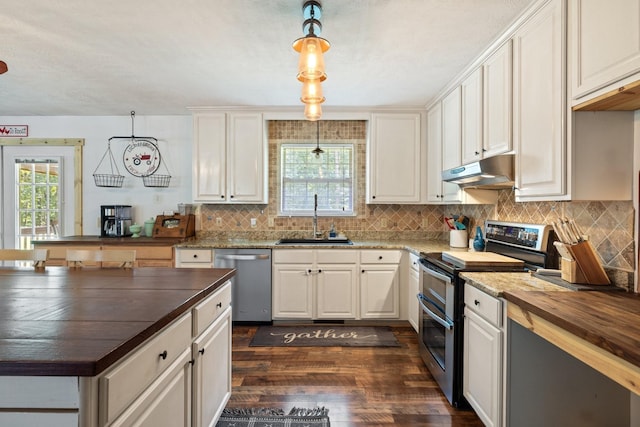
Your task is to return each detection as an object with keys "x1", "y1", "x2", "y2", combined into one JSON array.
[
  {"x1": 464, "y1": 284, "x2": 502, "y2": 327},
  {"x1": 272, "y1": 249, "x2": 314, "y2": 264},
  {"x1": 177, "y1": 249, "x2": 212, "y2": 263},
  {"x1": 360, "y1": 250, "x2": 402, "y2": 264},
  {"x1": 99, "y1": 312, "x2": 192, "y2": 425},
  {"x1": 316, "y1": 249, "x2": 358, "y2": 264},
  {"x1": 193, "y1": 281, "x2": 232, "y2": 337}
]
